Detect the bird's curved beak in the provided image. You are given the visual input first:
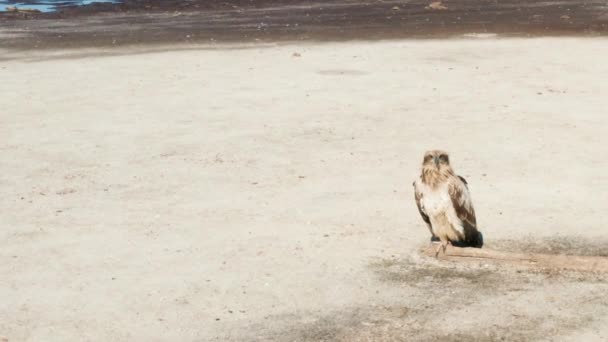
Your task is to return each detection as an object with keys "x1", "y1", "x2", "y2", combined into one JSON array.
[{"x1": 434, "y1": 156, "x2": 439, "y2": 168}]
